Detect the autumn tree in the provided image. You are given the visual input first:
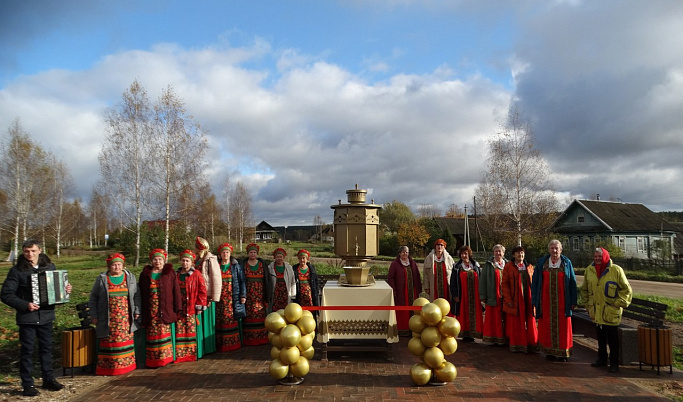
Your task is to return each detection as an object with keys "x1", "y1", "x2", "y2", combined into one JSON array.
[
  {"x1": 476, "y1": 106, "x2": 558, "y2": 247},
  {"x1": 417, "y1": 204, "x2": 441, "y2": 219},
  {"x1": 150, "y1": 85, "x2": 208, "y2": 252},
  {"x1": 379, "y1": 200, "x2": 415, "y2": 233},
  {"x1": 88, "y1": 187, "x2": 110, "y2": 247},
  {"x1": 231, "y1": 181, "x2": 253, "y2": 251},
  {"x1": 0, "y1": 119, "x2": 51, "y2": 257},
  {"x1": 397, "y1": 221, "x2": 430, "y2": 257},
  {"x1": 99, "y1": 80, "x2": 154, "y2": 266}
]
